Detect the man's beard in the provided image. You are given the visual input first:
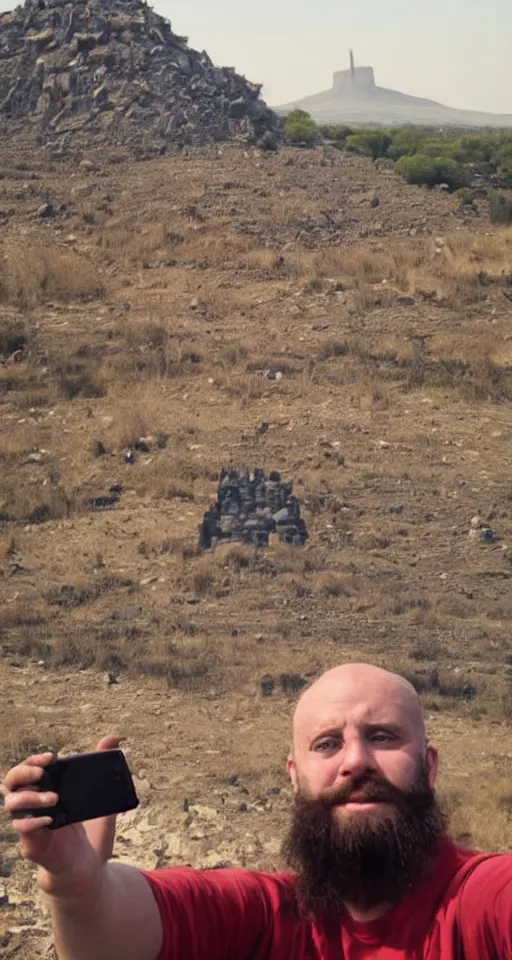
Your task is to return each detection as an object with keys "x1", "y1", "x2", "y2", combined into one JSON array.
[{"x1": 282, "y1": 763, "x2": 447, "y2": 918}]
